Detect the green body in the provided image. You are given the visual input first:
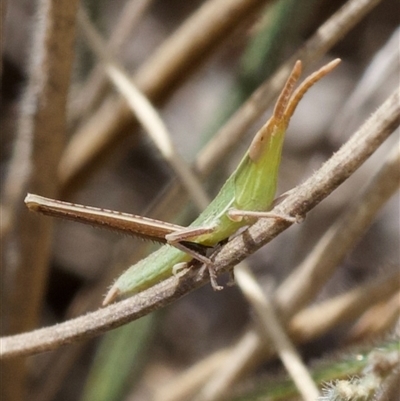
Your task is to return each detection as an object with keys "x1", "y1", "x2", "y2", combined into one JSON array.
[
  {"x1": 111, "y1": 118, "x2": 286, "y2": 298},
  {"x1": 107, "y1": 59, "x2": 340, "y2": 301}
]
